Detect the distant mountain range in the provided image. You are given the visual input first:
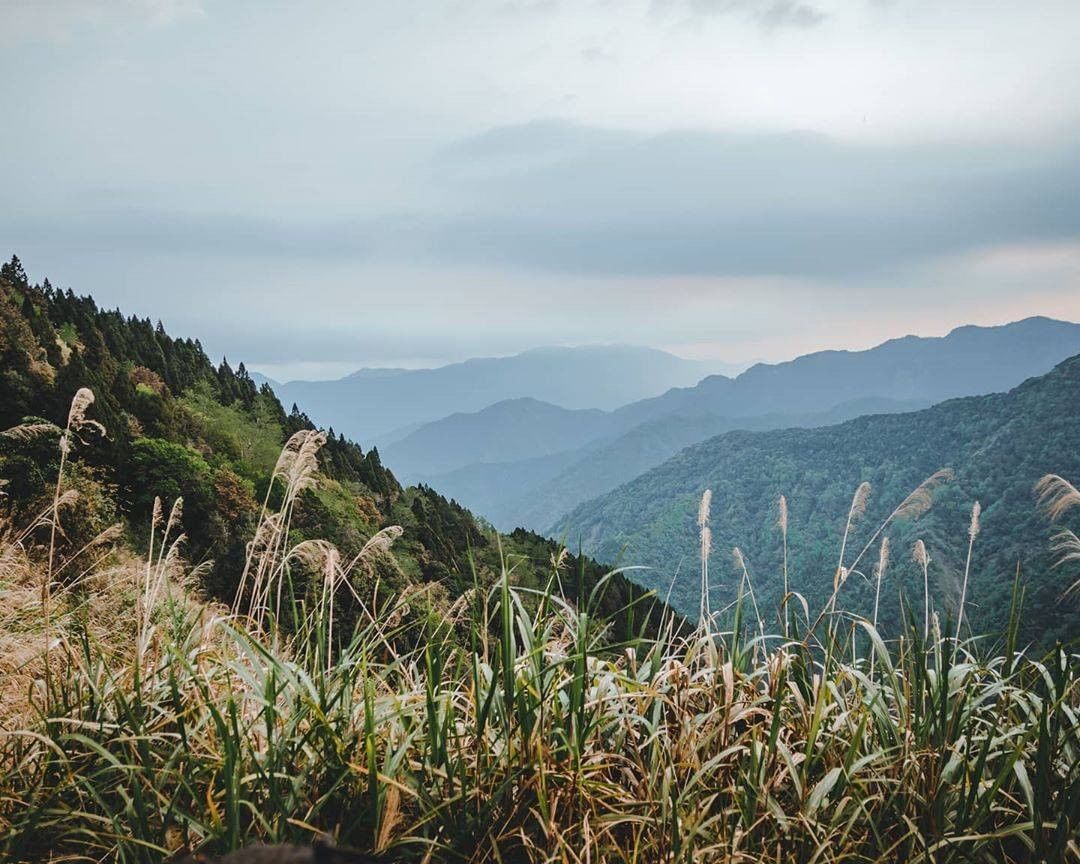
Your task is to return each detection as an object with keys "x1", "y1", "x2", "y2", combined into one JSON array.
[
  {"x1": 556, "y1": 353, "x2": 1080, "y2": 646},
  {"x1": 262, "y1": 346, "x2": 722, "y2": 441},
  {"x1": 386, "y1": 317, "x2": 1080, "y2": 532}
]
